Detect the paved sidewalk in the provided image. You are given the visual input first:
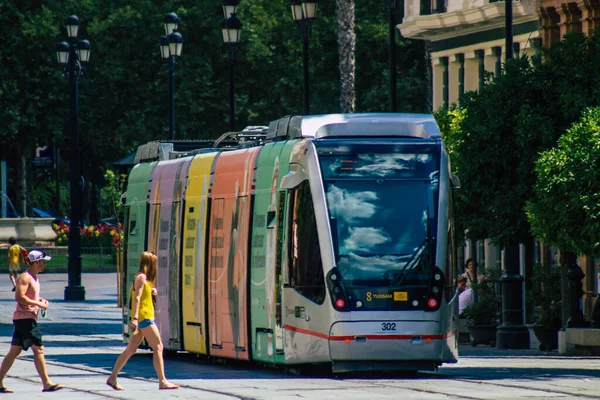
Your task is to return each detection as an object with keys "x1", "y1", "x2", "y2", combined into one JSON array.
[
  {"x1": 0, "y1": 272, "x2": 597, "y2": 399},
  {"x1": 0, "y1": 272, "x2": 238, "y2": 399}
]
